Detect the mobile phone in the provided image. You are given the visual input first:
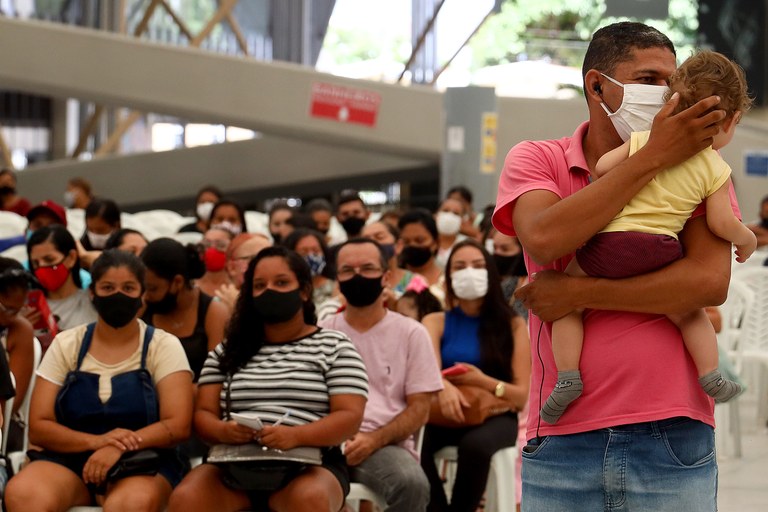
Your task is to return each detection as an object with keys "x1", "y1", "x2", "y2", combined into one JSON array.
[
  {"x1": 441, "y1": 364, "x2": 468, "y2": 377},
  {"x1": 230, "y1": 412, "x2": 264, "y2": 431}
]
